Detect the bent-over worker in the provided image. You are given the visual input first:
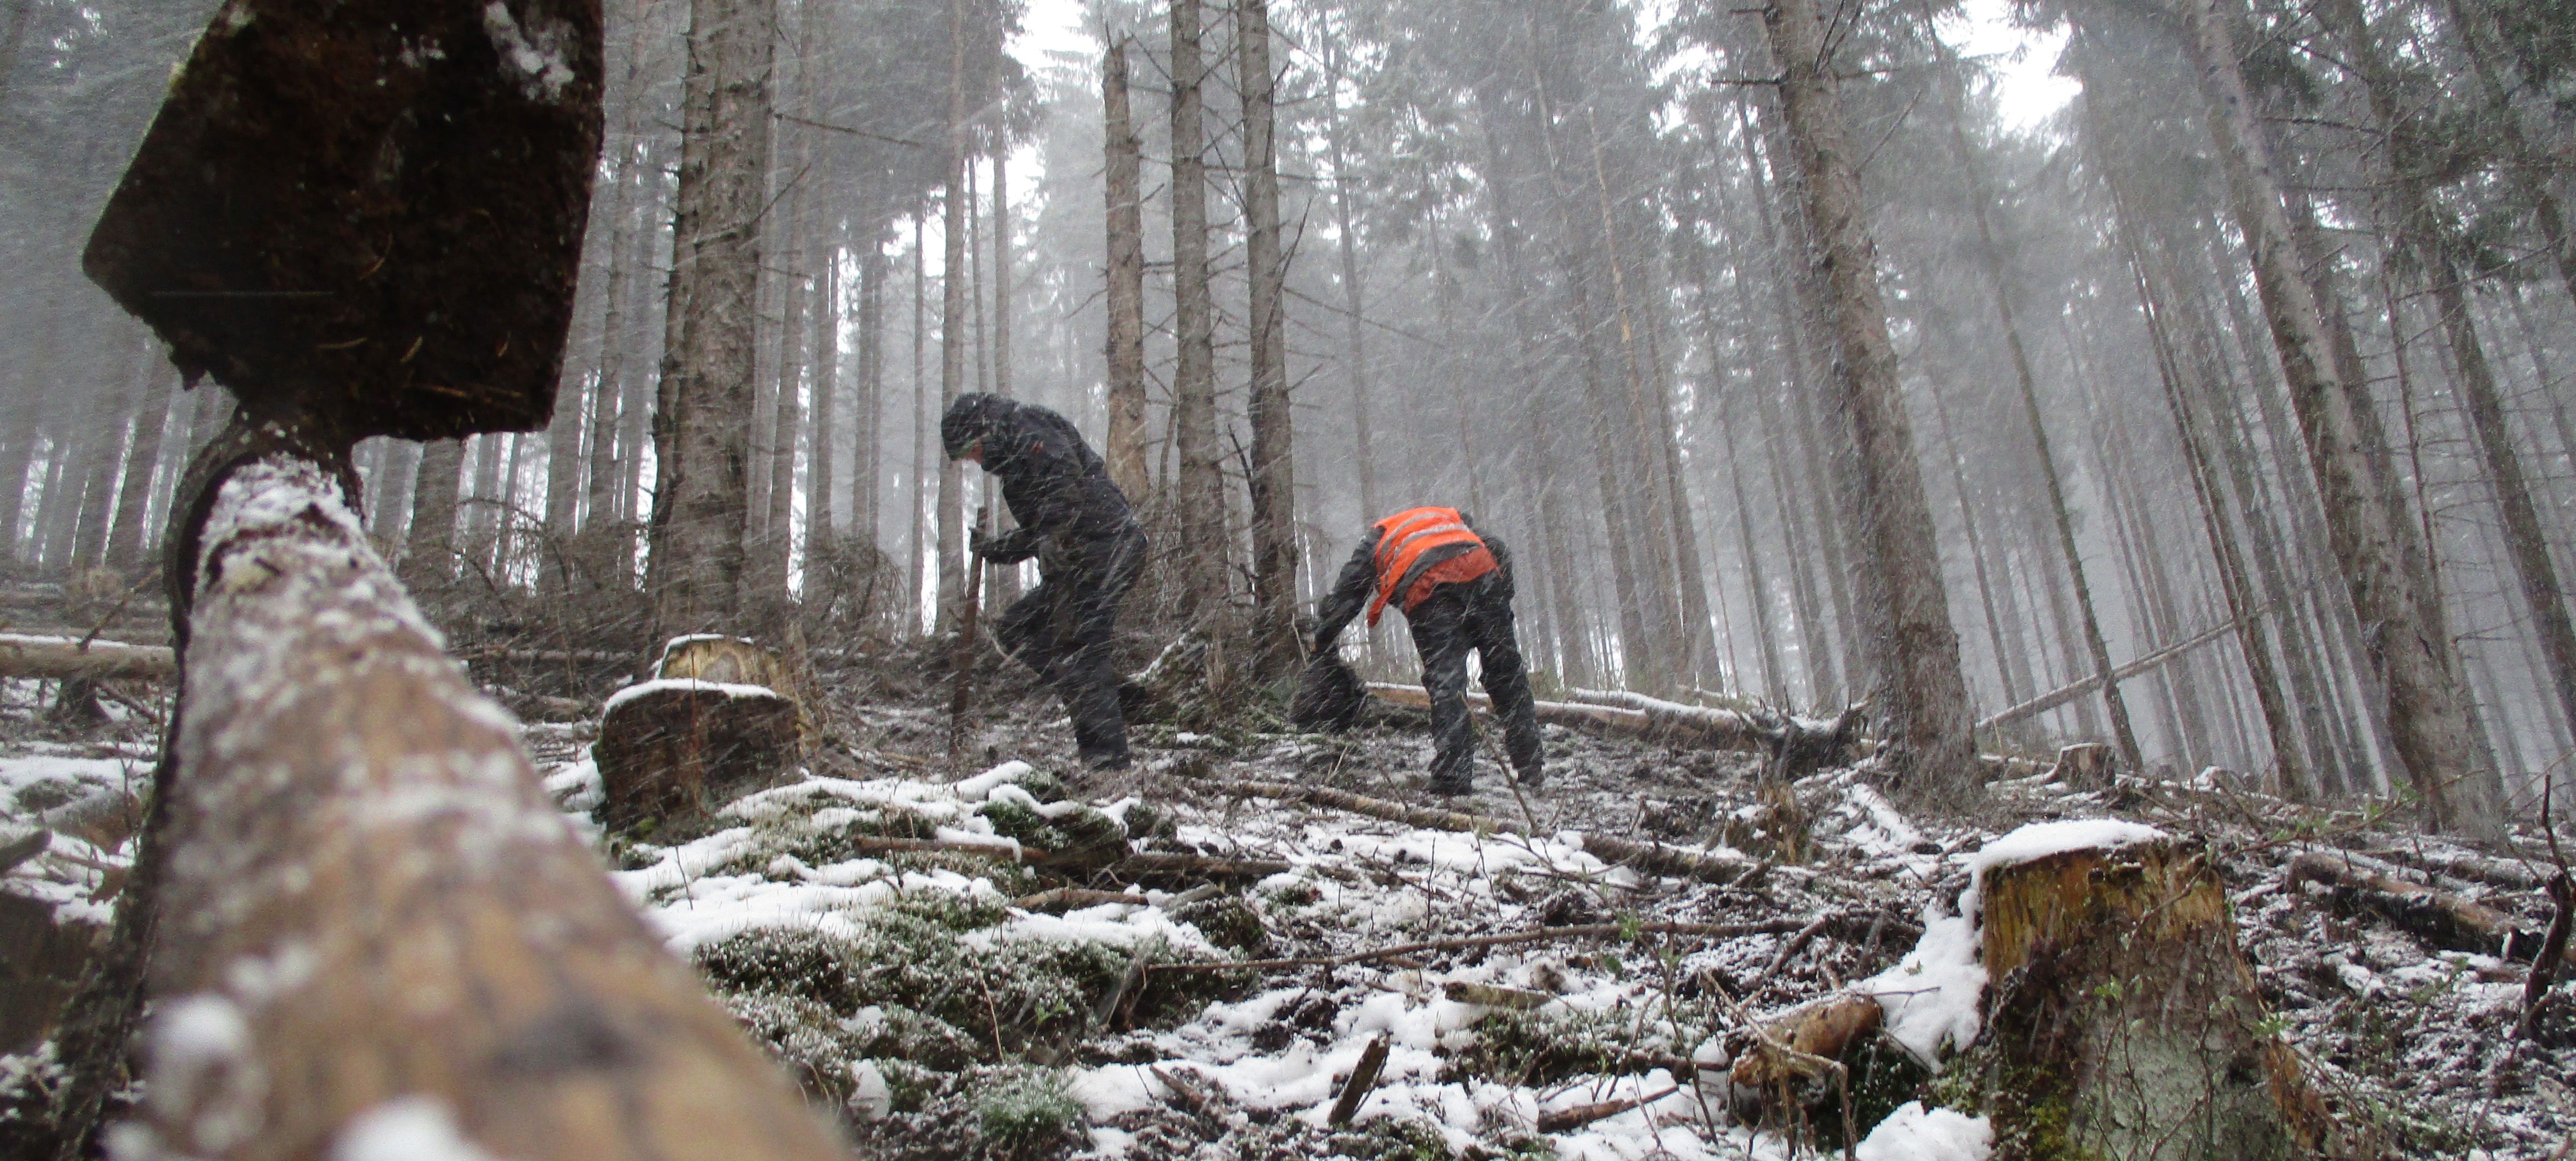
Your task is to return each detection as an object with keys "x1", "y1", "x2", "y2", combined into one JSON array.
[
  {"x1": 944, "y1": 392, "x2": 1147, "y2": 770},
  {"x1": 1311, "y1": 507, "x2": 1544, "y2": 794}
]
